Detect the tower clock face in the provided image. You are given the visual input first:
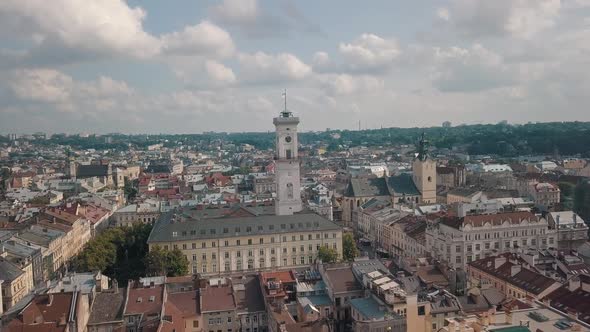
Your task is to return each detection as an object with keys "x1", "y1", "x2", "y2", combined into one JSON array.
[{"x1": 285, "y1": 136, "x2": 292, "y2": 143}]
